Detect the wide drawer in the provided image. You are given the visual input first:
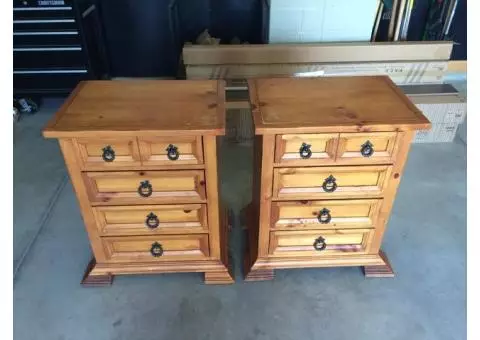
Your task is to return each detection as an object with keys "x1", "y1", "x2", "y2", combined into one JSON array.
[
  {"x1": 73, "y1": 137, "x2": 142, "y2": 170},
  {"x1": 138, "y1": 136, "x2": 203, "y2": 166},
  {"x1": 271, "y1": 199, "x2": 382, "y2": 230},
  {"x1": 93, "y1": 204, "x2": 208, "y2": 236},
  {"x1": 102, "y1": 234, "x2": 209, "y2": 262},
  {"x1": 269, "y1": 229, "x2": 373, "y2": 257},
  {"x1": 273, "y1": 165, "x2": 392, "y2": 200},
  {"x1": 83, "y1": 170, "x2": 206, "y2": 205},
  {"x1": 274, "y1": 132, "x2": 398, "y2": 166}
]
